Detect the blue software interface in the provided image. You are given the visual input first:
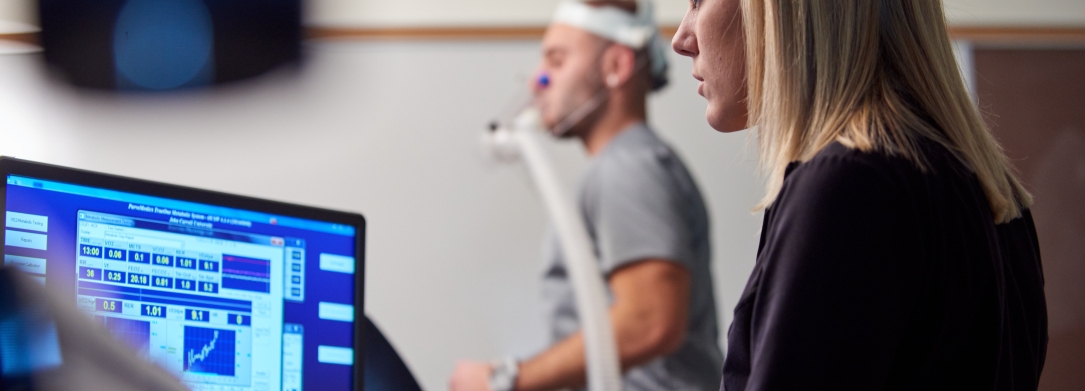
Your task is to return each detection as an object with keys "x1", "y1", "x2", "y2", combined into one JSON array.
[{"x1": 4, "y1": 175, "x2": 358, "y2": 391}]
